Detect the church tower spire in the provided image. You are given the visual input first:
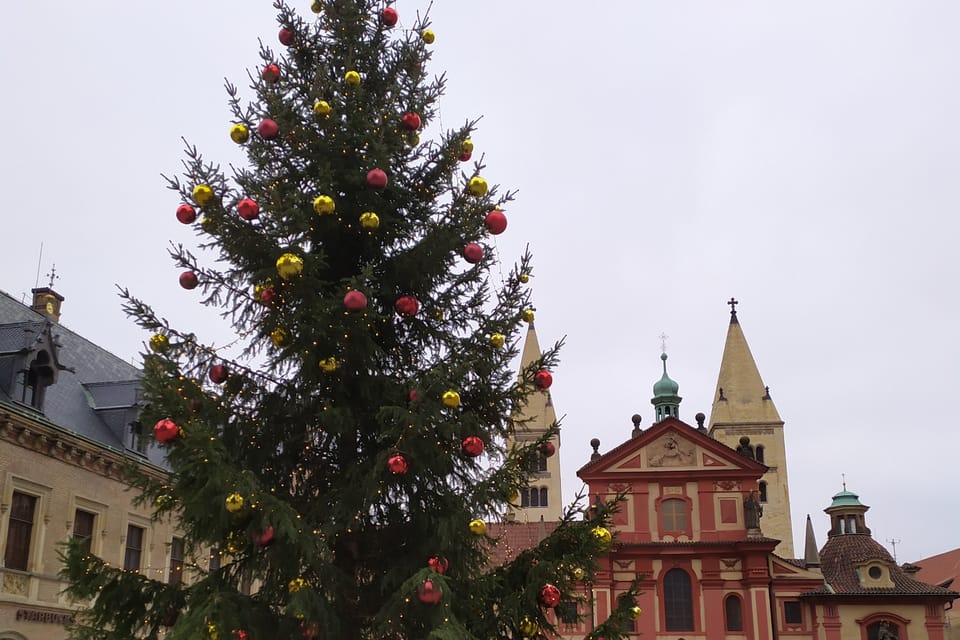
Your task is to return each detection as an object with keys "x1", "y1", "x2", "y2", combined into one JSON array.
[
  {"x1": 506, "y1": 322, "x2": 563, "y2": 522},
  {"x1": 651, "y1": 352, "x2": 681, "y2": 423},
  {"x1": 708, "y1": 299, "x2": 795, "y2": 557}
]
